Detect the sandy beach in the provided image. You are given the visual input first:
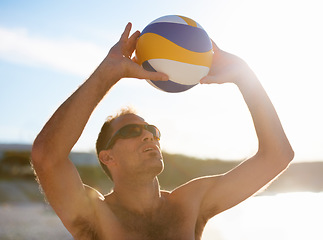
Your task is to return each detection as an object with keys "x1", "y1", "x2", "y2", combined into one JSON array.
[{"x1": 0, "y1": 203, "x2": 72, "y2": 240}]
